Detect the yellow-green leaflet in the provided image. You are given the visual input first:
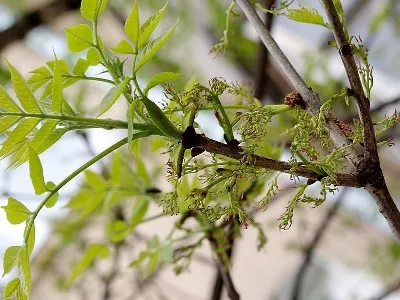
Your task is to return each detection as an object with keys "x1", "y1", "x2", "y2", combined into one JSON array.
[
  {"x1": 6, "y1": 60, "x2": 42, "y2": 113},
  {"x1": 97, "y1": 76, "x2": 131, "y2": 117}
]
